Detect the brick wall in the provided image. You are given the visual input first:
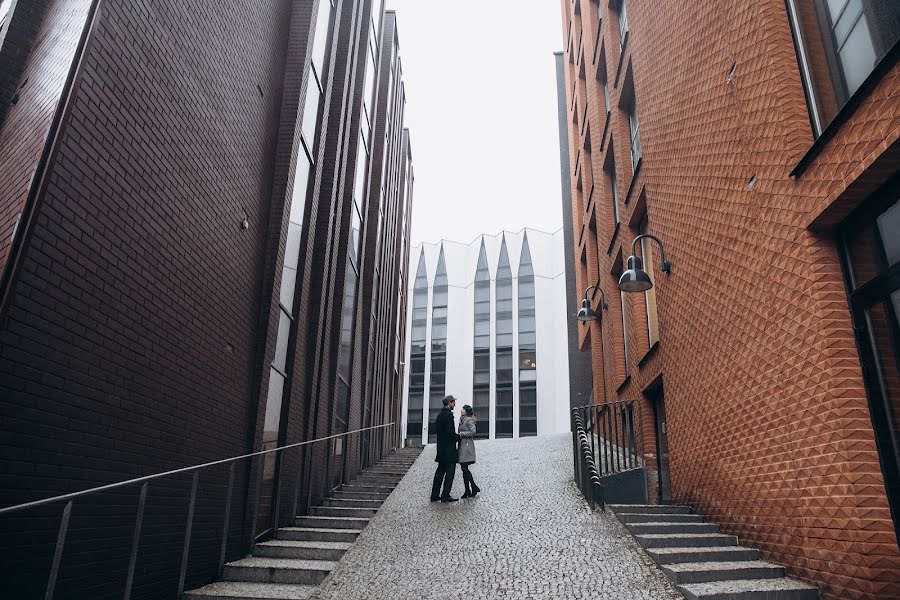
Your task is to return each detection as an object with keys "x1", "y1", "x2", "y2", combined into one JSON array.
[
  {"x1": 0, "y1": 0, "x2": 294, "y2": 596},
  {"x1": 560, "y1": 0, "x2": 900, "y2": 598}
]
